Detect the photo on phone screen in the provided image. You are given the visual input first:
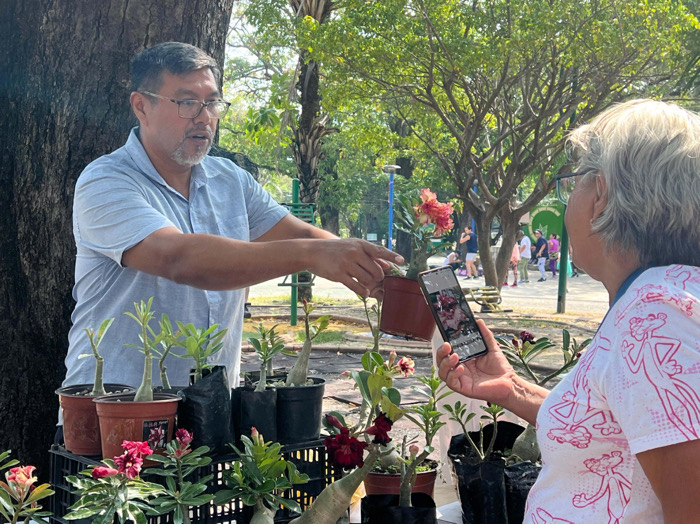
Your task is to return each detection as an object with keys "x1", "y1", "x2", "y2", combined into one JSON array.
[{"x1": 418, "y1": 266, "x2": 488, "y2": 362}]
